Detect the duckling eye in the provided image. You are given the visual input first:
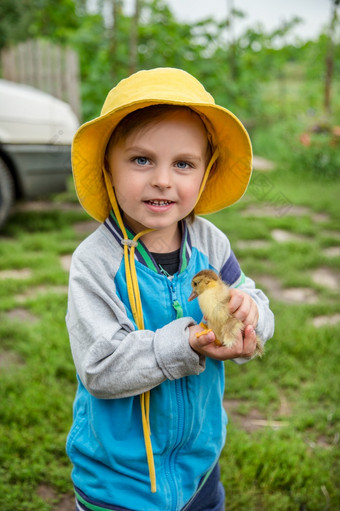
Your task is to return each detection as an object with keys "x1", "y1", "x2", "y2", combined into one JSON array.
[{"x1": 193, "y1": 281, "x2": 197, "y2": 287}]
